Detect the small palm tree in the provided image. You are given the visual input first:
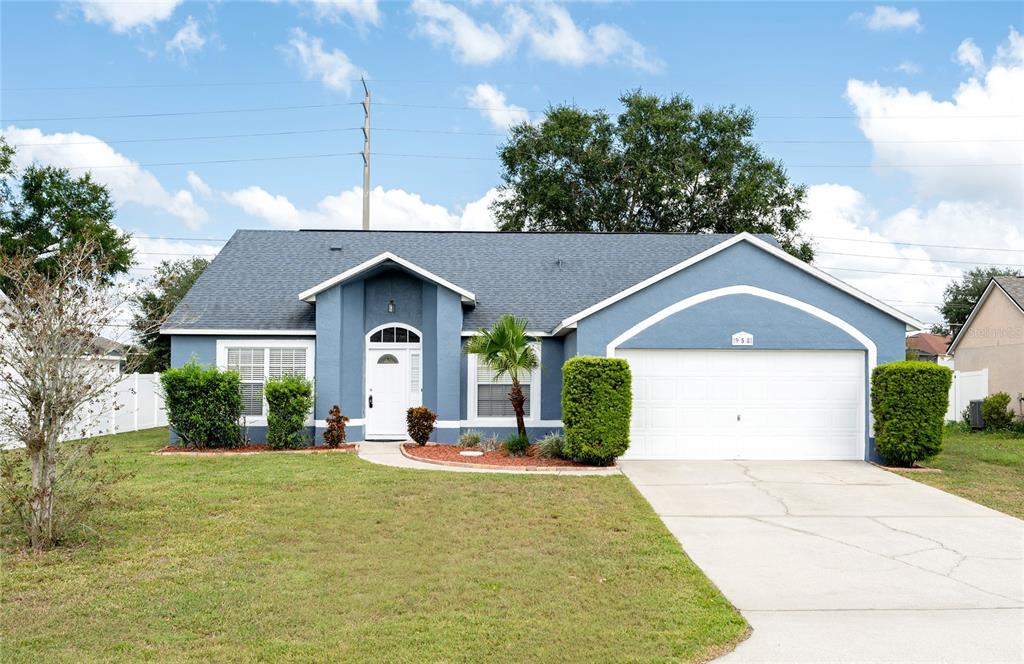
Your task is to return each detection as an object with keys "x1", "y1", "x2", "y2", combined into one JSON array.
[{"x1": 465, "y1": 315, "x2": 538, "y2": 438}]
